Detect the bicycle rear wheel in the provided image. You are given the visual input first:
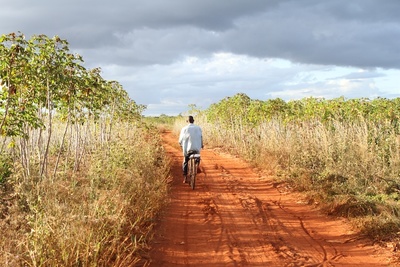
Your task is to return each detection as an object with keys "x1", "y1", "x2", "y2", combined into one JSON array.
[{"x1": 189, "y1": 158, "x2": 196, "y2": 190}]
